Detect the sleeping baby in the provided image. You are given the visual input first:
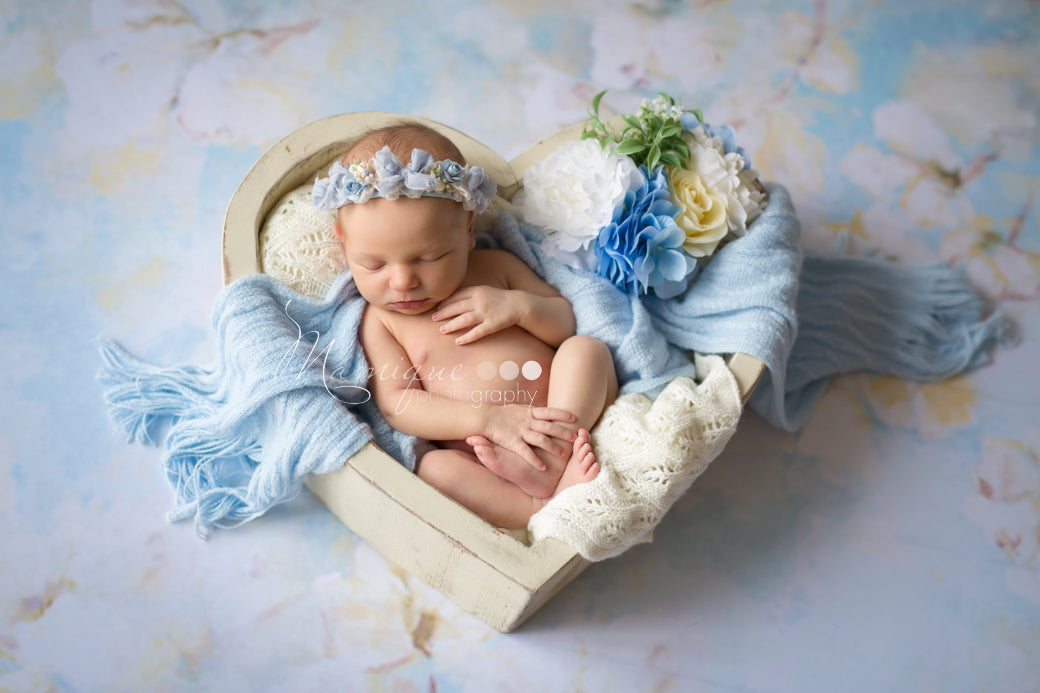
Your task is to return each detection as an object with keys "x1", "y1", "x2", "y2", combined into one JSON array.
[{"x1": 313, "y1": 122, "x2": 618, "y2": 528}]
